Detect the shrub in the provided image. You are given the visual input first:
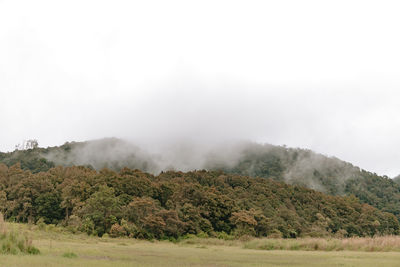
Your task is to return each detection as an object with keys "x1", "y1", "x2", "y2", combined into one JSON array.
[
  {"x1": 268, "y1": 229, "x2": 283, "y2": 238},
  {"x1": 0, "y1": 213, "x2": 40, "y2": 255},
  {"x1": 36, "y1": 218, "x2": 46, "y2": 230},
  {"x1": 120, "y1": 219, "x2": 138, "y2": 237},
  {"x1": 196, "y1": 231, "x2": 209, "y2": 238},
  {"x1": 81, "y1": 218, "x2": 96, "y2": 236},
  {"x1": 217, "y1": 231, "x2": 235, "y2": 240},
  {"x1": 110, "y1": 223, "x2": 126, "y2": 237},
  {"x1": 62, "y1": 252, "x2": 77, "y2": 258},
  {"x1": 66, "y1": 215, "x2": 82, "y2": 234}
]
